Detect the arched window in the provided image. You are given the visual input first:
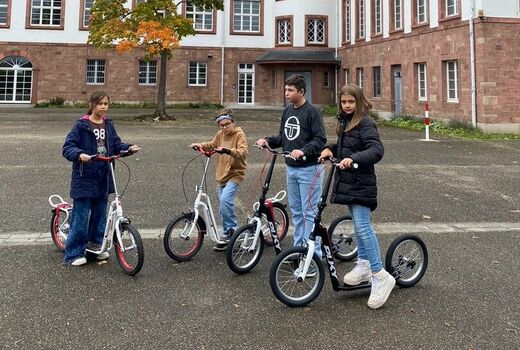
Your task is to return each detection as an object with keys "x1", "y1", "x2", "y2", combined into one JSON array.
[{"x1": 0, "y1": 56, "x2": 33, "y2": 103}]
